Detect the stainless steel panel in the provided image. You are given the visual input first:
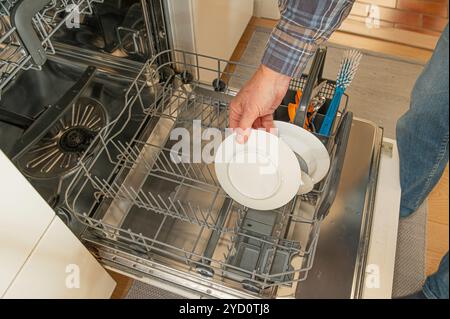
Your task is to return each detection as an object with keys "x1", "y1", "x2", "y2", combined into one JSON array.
[
  {"x1": 163, "y1": 0, "x2": 196, "y2": 53},
  {"x1": 296, "y1": 119, "x2": 383, "y2": 299}
]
